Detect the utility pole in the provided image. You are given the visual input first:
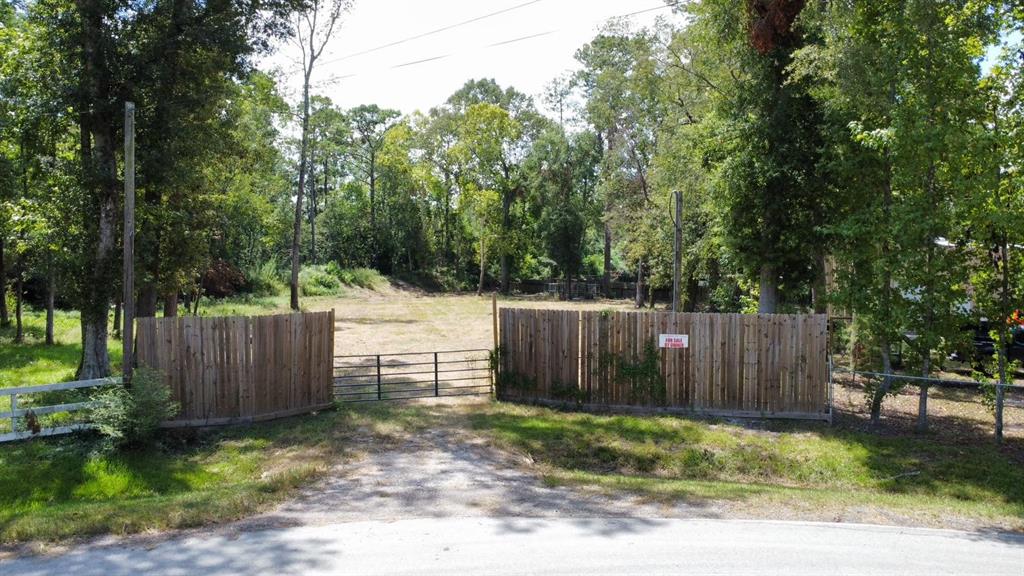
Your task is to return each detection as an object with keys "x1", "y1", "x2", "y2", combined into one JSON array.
[
  {"x1": 672, "y1": 190, "x2": 682, "y2": 313},
  {"x1": 123, "y1": 102, "x2": 135, "y2": 384}
]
